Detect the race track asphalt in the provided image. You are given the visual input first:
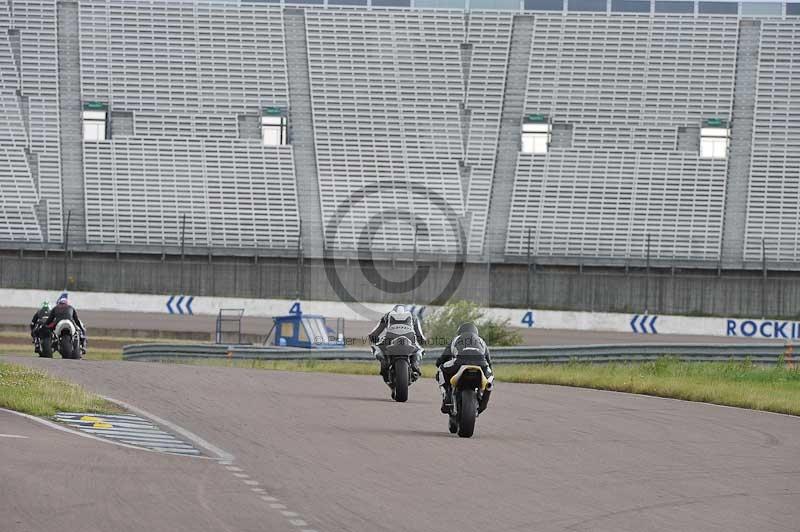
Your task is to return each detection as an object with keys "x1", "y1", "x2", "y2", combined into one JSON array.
[
  {"x1": 0, "y1": 408, "x2": 294, "y2": 532},
  {"x1": 3, "y1": 355, "x2": 799, "y2": 532}
]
